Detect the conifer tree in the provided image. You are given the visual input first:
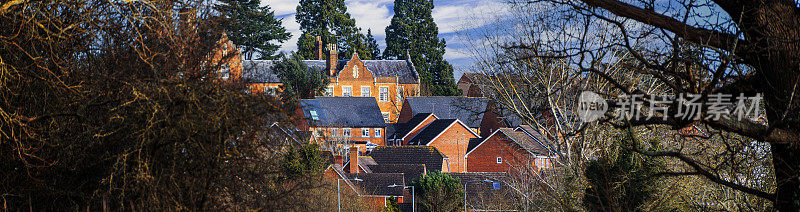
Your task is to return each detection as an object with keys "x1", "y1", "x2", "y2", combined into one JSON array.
[
  {"x1": 216, "y1": 0, "x2": 290, "y2": 60},
  {"x1": 384, "y1": 0, "x2": 459, "y2": 96},
  {"x1": 366, "y1": 29, "x2": 381, "y2": 60},
  {"x1": 295, "y1": 0, "x2": 371, "y2": 60}
]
